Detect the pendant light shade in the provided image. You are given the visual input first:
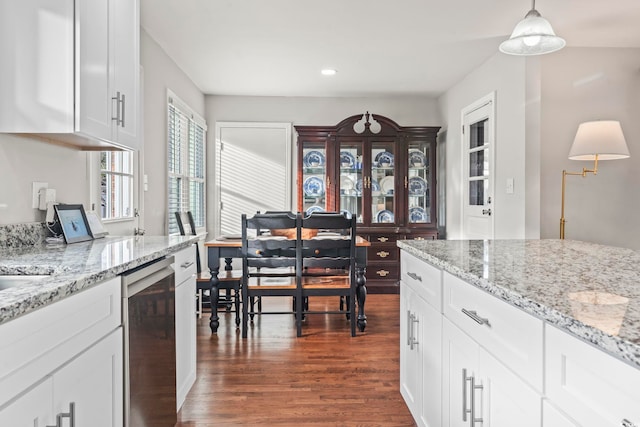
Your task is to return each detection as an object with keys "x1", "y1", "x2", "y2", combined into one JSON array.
[{"x1": 499, "y1": 1, "x2": 565, "y2": 56}]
